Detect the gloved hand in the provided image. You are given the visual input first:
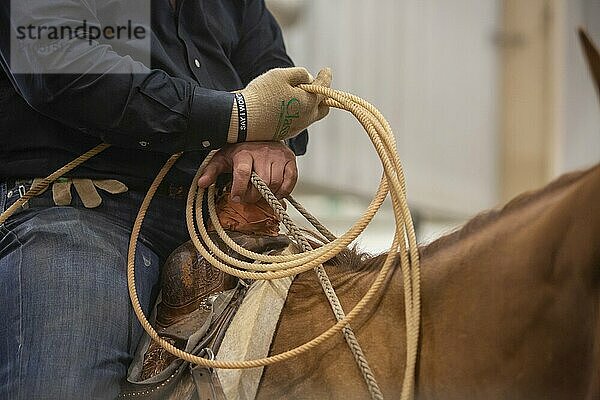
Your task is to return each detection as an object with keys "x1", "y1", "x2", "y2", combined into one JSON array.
[{"x1": 228, "y1": 67, "x2": 332, "y2": 143}]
